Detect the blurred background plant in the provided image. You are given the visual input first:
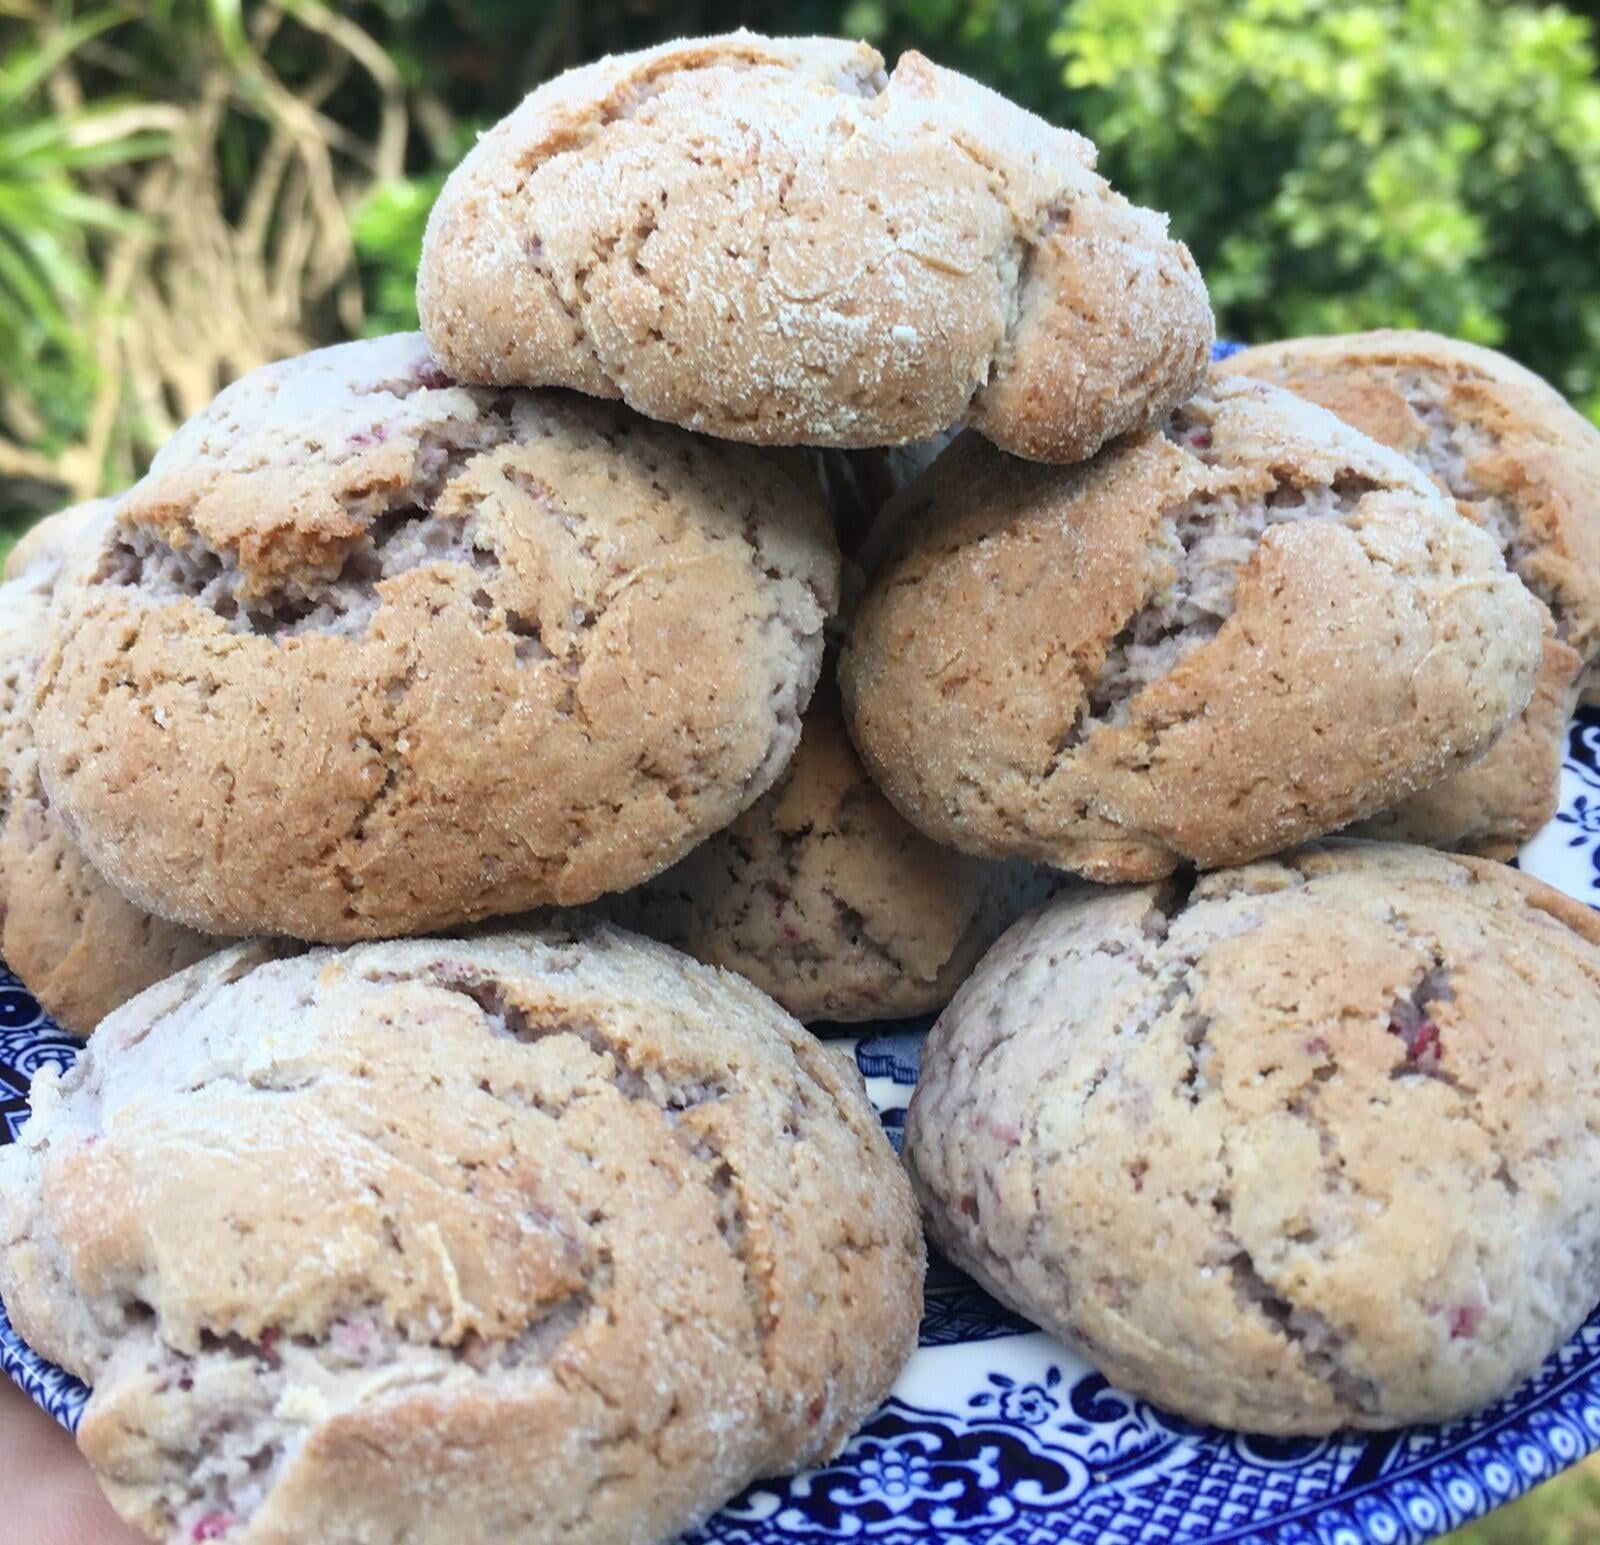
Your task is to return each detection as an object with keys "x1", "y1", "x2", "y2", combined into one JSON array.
[{"x1": 1, "y1": 0, "x2": 1599, "y2": 555}]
